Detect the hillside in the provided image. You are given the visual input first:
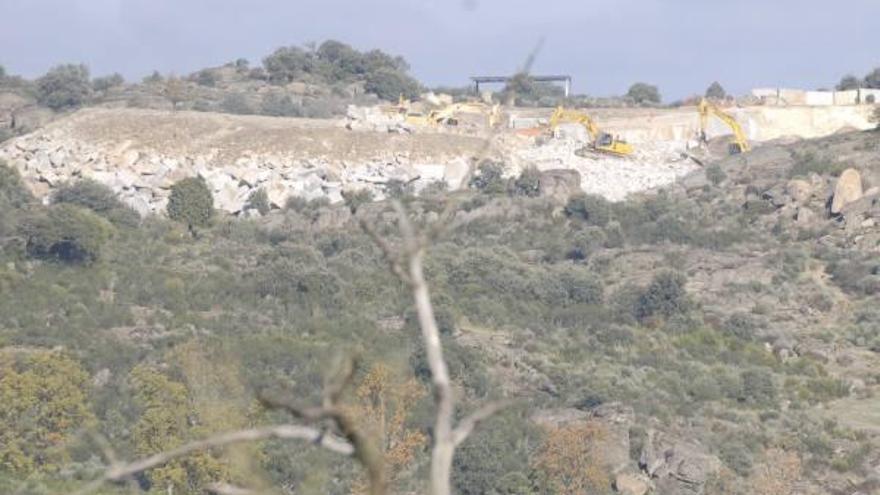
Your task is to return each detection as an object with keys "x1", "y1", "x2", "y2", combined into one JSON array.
[{"x1": 0, "y1": 125, "x2": 879, "y2": 494}]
